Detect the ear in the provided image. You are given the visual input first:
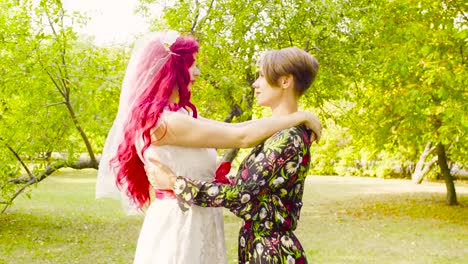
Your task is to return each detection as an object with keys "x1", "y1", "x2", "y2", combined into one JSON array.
[{"x1": 280, "y1": 74, "x2": 293, "y2": 89}]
